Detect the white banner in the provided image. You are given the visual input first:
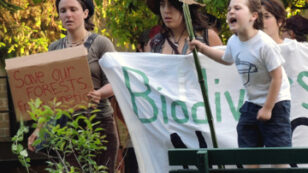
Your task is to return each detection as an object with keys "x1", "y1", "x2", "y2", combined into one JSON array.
[{"x1": 100, "y1": 43, "x2": 308, "y2": 173}]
